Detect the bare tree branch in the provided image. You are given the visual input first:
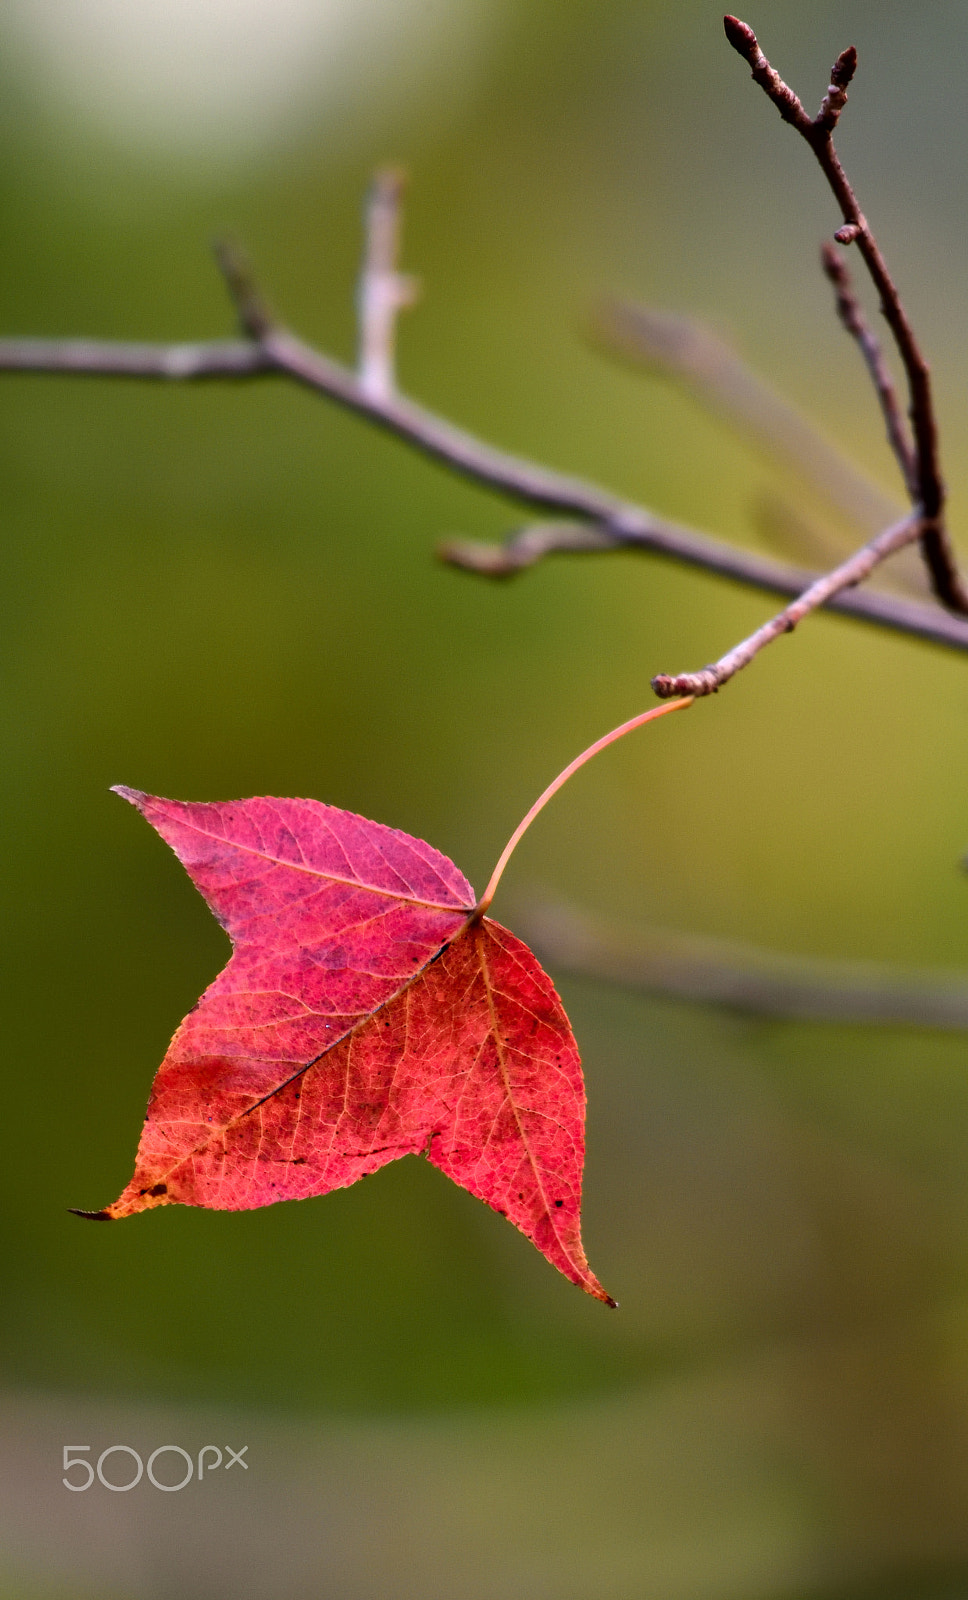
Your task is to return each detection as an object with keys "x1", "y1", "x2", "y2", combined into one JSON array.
[
  {"x1": 517, "y1": 896, "x2": 968, "y2": 1031},
  {"x1": 1, "y1": 318, "x2": 967, "y2": 656},
  {"x1": 1, "y1": 161, "x2": 967, "y2": 668},
  {"x1": 445, "y1": 512, "x2": 968, "y2": 653},
  {"x1": 647, "y1": 19, "x2": 968, "y2": 699},
  {"x1": 724, "y1": 14, "x2": 968, "y2": 614},
  {"x1": 0, "y1": 336, "x2": 271, "y2": 380},
  {"x1": 652, "y1": 510, "x2": 921, "y2": 697}
]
